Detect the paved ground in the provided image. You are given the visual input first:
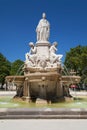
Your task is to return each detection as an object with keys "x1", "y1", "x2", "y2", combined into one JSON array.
[
  {"x1": 70, "y1": 90, "x2": 87, "y2": 96},
  {"x1": 0, "y1": 119, "x2": 87, "y2": 130},
  {"x1": 0, "y1": 91, "x2": 16, "y2": 97},
  {"x1": 1, "y1": 90, "x2": 87, "y2": 96}
]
